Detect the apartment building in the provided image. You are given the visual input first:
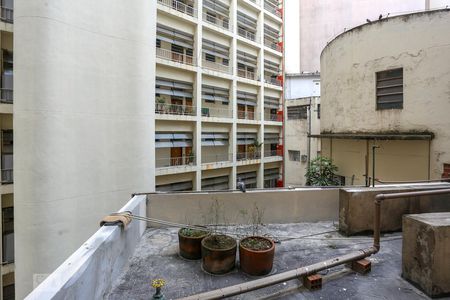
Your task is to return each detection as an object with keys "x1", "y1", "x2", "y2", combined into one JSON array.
[
  {"x1": 155, "y1": 0, "x2": 284, "y2": 191},
  {"x1": 0, "y1": 0, "x2": 13, "y2": 298}
]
